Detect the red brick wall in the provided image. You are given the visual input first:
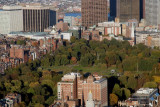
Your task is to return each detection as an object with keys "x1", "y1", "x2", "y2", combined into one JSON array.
[{"x1": 10, "y1": 48, "x2": 24, "y2": 59}]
